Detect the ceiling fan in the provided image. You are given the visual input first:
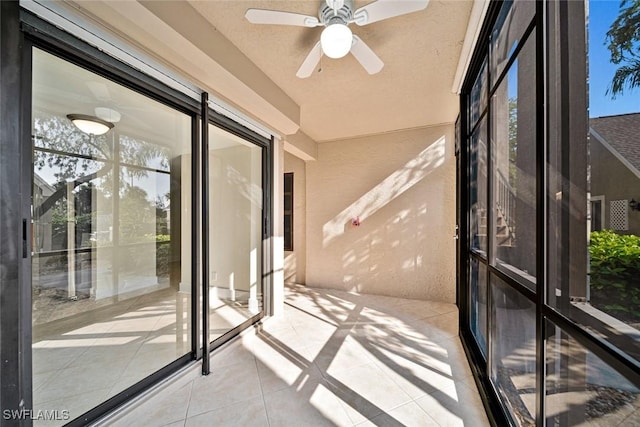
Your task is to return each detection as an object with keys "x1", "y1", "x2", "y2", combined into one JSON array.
[{"x1": 245, "y1": 0, "x2": 429, "y2": 78}]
